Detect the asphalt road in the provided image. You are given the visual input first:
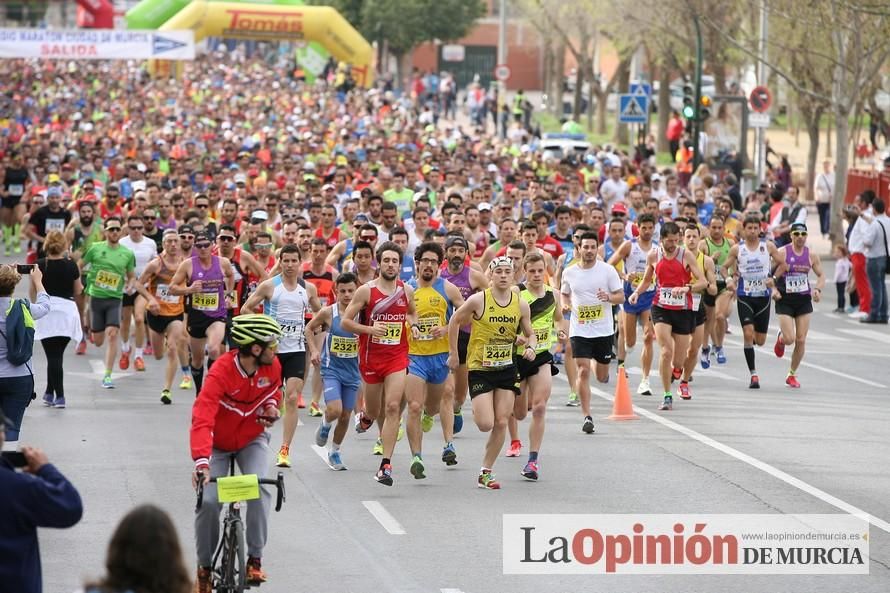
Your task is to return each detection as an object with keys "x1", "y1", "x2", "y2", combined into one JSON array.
[{"x1": 15, "y1": 261, "x2": 890, "y2": 593}]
